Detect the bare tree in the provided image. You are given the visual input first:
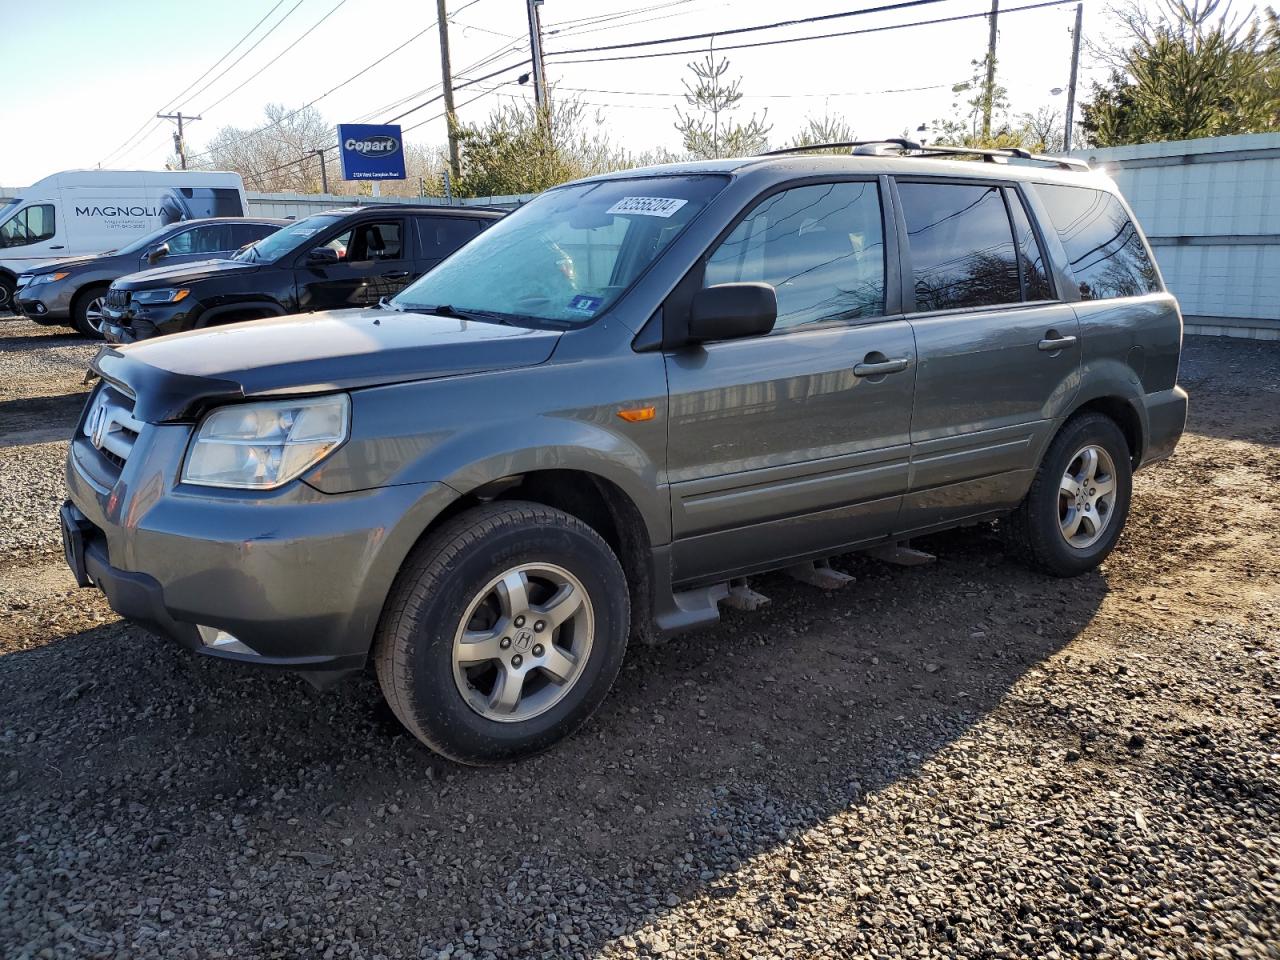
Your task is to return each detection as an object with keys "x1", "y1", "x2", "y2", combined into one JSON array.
[{"x1": 199, "y1": 103, "x2": 334, "y2": 193}]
